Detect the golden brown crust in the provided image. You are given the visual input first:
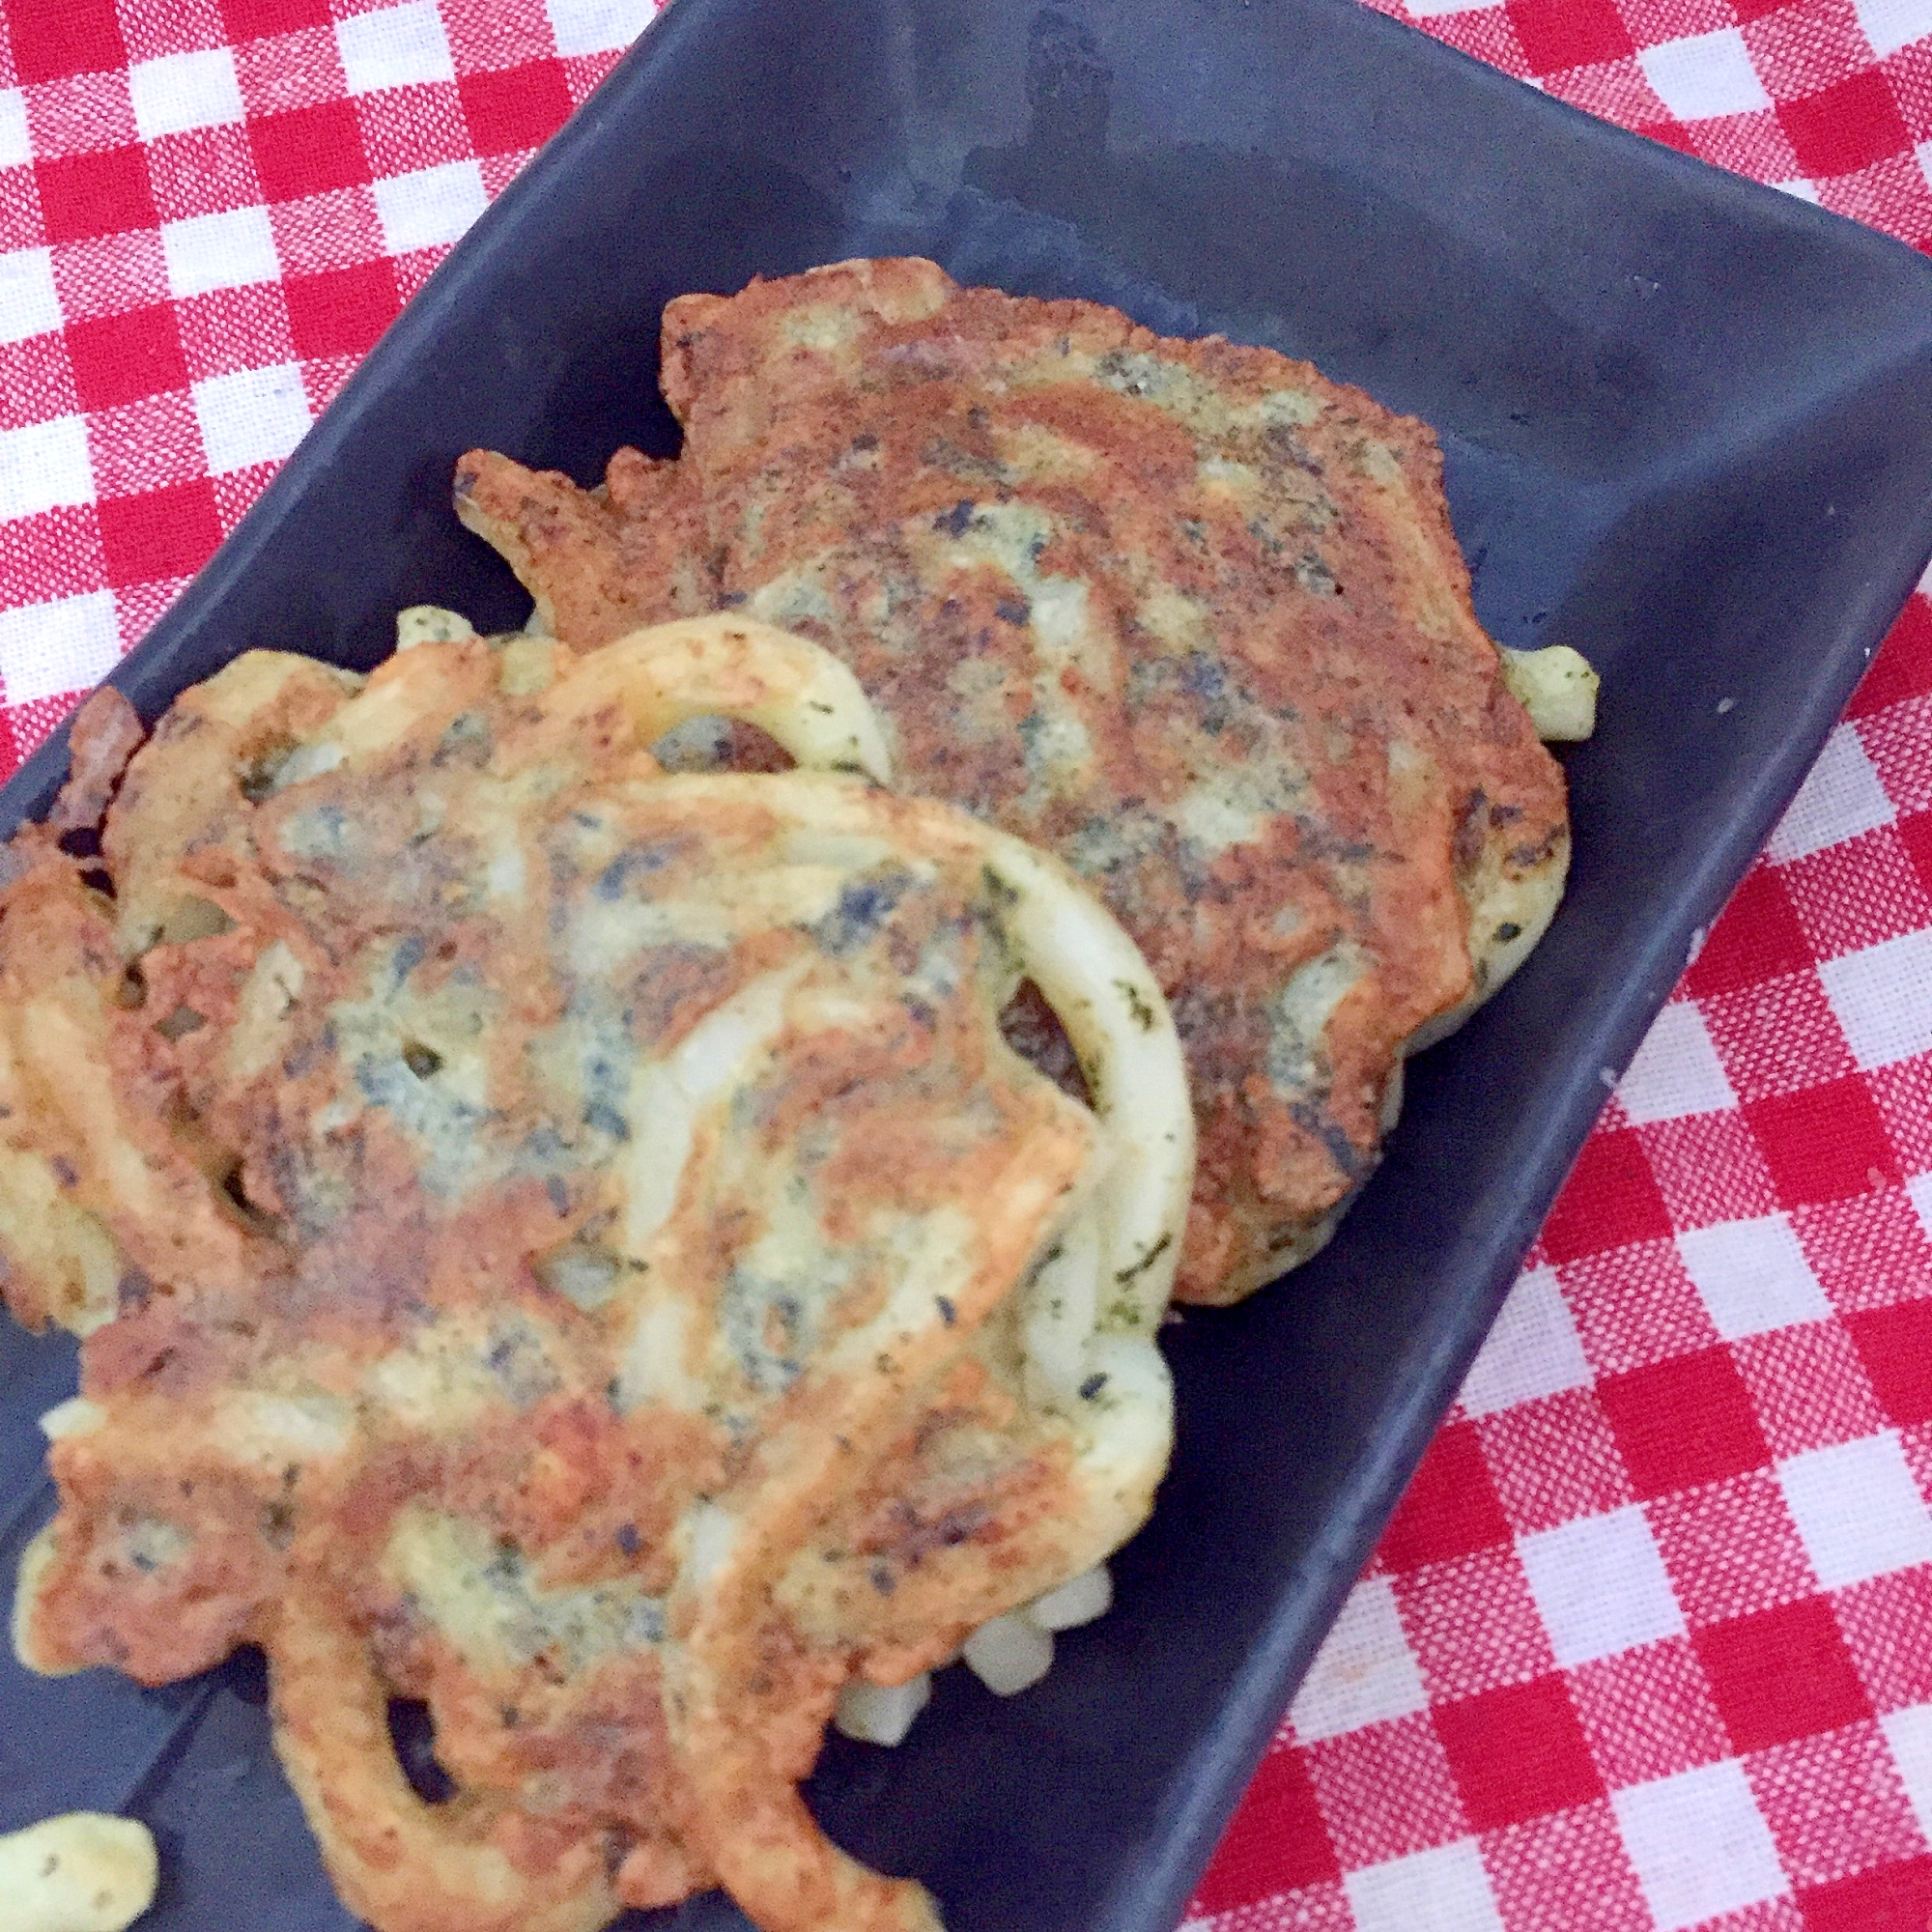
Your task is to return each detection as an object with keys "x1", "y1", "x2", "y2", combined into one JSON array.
[
  {"x1": 461, "y1": 258, "x2": 1569, "y2": 1301},
  {"x1": 452, "y1": 447, "x2": 712, "y2": 639},
  {"x1": 3, "y1": 622, "x2": 1191, "y2": 1932}
]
